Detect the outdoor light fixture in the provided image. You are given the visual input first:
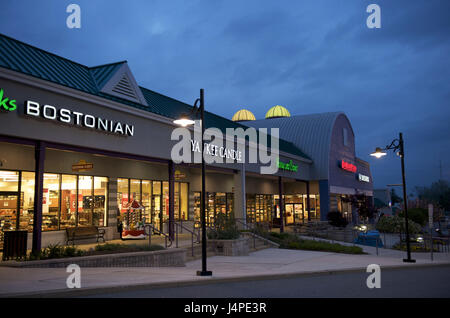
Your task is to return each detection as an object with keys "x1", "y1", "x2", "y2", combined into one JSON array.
[
  {"x1": 174, "y1": 88, "x2": 212, "y2": 276},
  {"x1": 370, "y1": 132, "x2": 415, "y2": 263},
  {"x1": 370, "y1": 147, "x2": 387, "y2": 158},
  {"x1": 173, "y1": 113, "x2": 195, "y2": 127}
]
